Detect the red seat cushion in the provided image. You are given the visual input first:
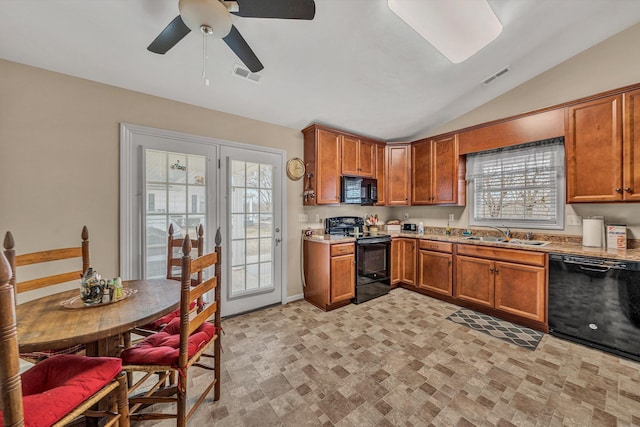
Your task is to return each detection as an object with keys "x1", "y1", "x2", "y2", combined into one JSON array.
[
  {"x1": 140, "y1": 301, "x2": 198, "y2": 331},
  {"x1": 121, "y1": 317, "x2": 216, "y2": 367},
  {"x1": 0, "y1": 354, "x2": 122, "y2": 427}
]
